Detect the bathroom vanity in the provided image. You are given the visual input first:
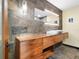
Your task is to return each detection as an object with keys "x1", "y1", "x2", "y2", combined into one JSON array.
[{"x1": 15, "y1": 32, "x2": 68, "y2": 59}]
